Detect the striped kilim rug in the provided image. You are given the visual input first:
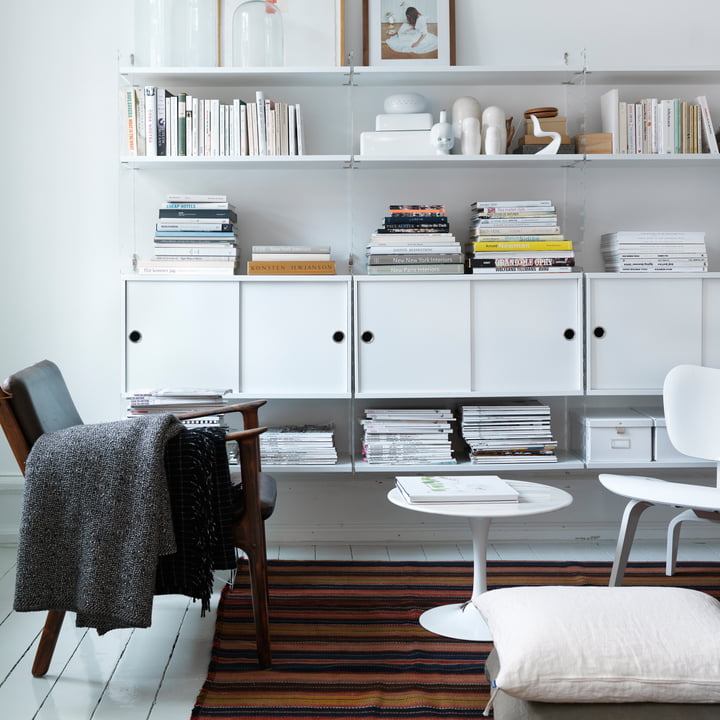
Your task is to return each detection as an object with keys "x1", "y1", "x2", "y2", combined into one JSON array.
[{"x1": 192, "y1": 559, "x2": 720, "y2": 719}]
